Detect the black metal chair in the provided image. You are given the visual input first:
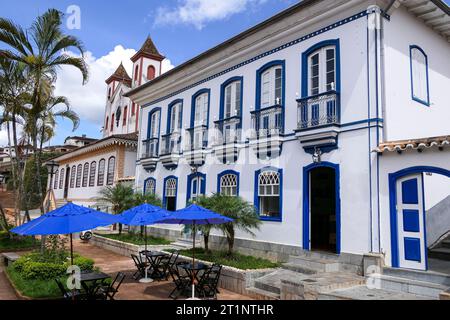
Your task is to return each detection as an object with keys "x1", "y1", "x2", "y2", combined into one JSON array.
[
  {"x1": 168, "y1": 261, "x2": 191, "y2": 299},
  {"x1": 131, "y1": 254, "x2": 147, "y2": 280},
  {"x1": 160, "y1": 251, "x2": 179, "y2": 280},
  {"x1": 196, "y1": 264, "x2": 222, "y2": 300},
  {"x1": 55, "y1": 278, "x2": 85, "y2": 301},
  {"x1": 95, "y1": 272, "x2": 126, "y2": 300}
]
